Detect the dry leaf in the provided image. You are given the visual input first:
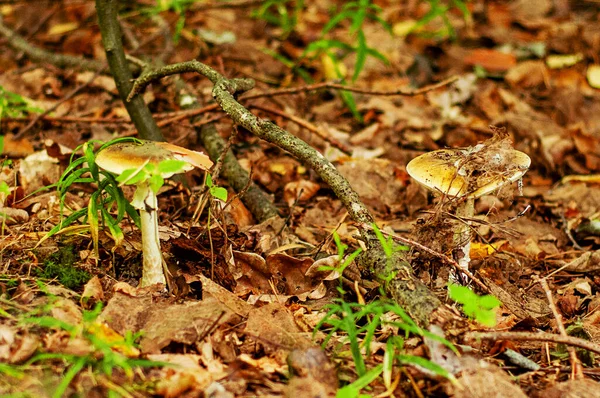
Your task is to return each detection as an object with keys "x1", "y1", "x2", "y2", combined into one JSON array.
[
  {"x1": 283, "y1": 179, "x2": 320, "y2": 207},
  {"x1": 80, "y1": 276, "x2": 104, "y2": 309},
  {"x1": 546, "y1": 53, "x2": 583, "y2": 69},
  {"x1": 464, "y1": 49, "x2": 517, "y2": 72},
  {"x1": 587, "y1": 64, "x2": 600, "y2": 89}
]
